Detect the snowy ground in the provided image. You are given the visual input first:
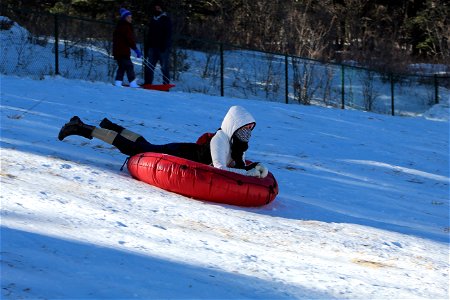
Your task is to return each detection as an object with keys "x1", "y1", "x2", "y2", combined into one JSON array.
[{"x1": 1, "y1": 74, "x2": 449, "y2": 299}]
